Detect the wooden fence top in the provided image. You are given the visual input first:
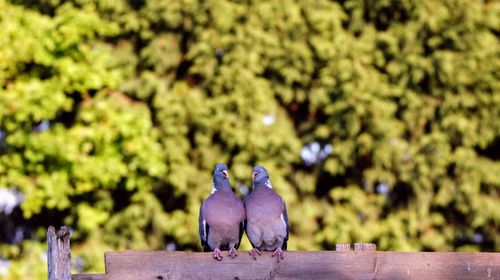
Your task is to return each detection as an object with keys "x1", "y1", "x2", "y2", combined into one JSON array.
[
  {"x1": 72, "y1": 250, "x2": 499, "y2": 280},
  {"x1": 47, "y1": 226, "x2": 499, "y2": 280}
]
